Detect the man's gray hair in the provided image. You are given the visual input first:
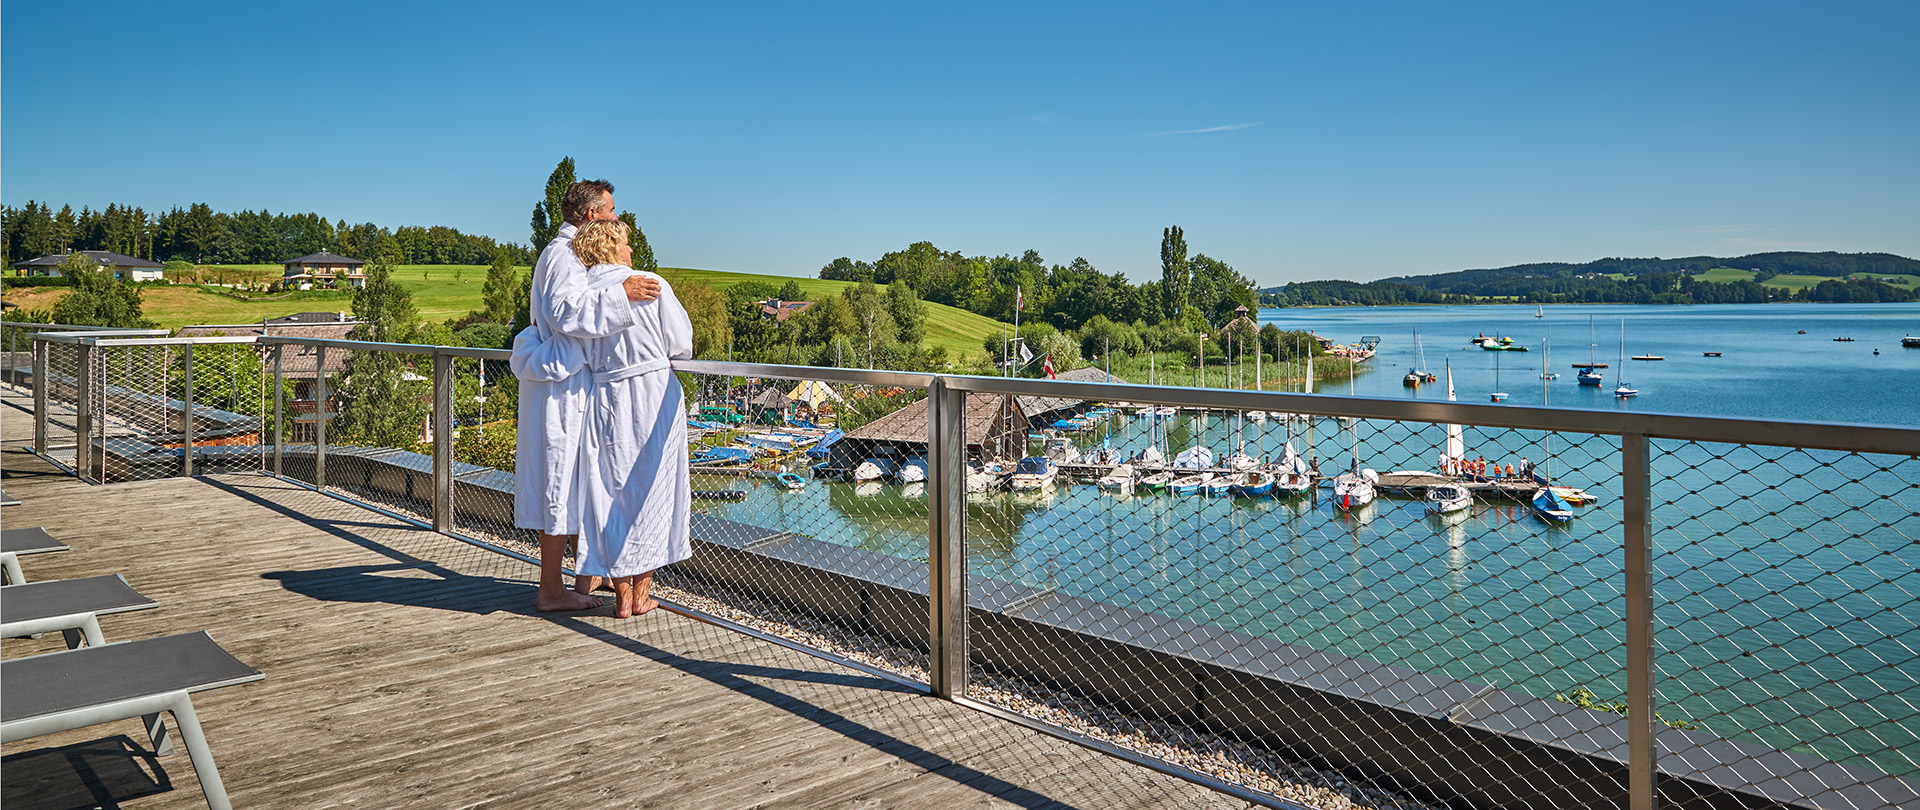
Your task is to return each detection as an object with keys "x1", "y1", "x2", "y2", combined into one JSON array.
[{"x1": 562, "y1": 179, "x2": 615, "y2": 224}]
